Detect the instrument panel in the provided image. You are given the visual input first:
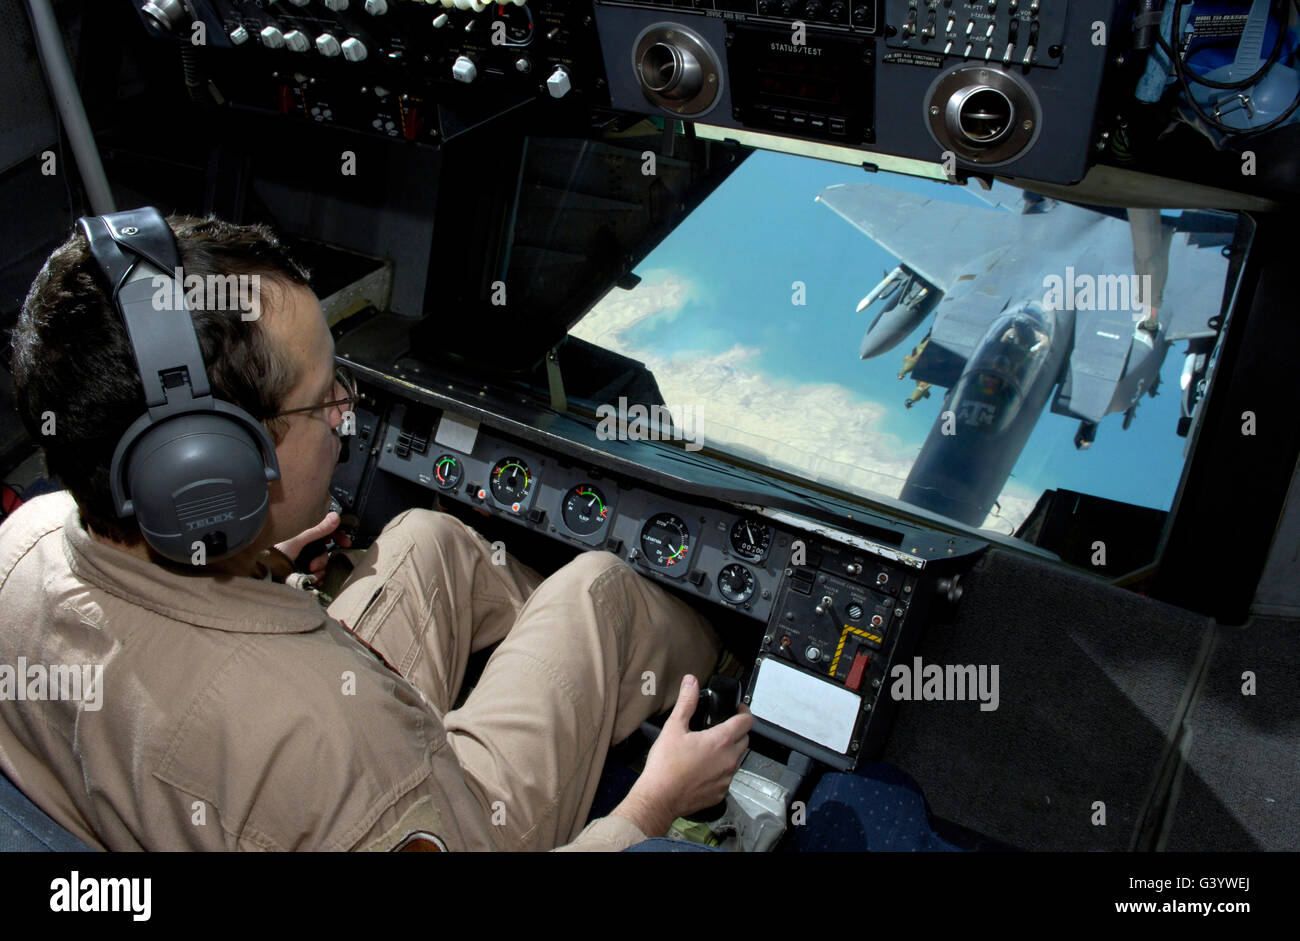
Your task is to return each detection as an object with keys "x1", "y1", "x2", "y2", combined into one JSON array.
[
  {"x1": 375, "y1": 400, "x2": 802, "y2": 624},
  {"x1": 363, "y1": 393, "x2": 938, "y2": 769}
]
